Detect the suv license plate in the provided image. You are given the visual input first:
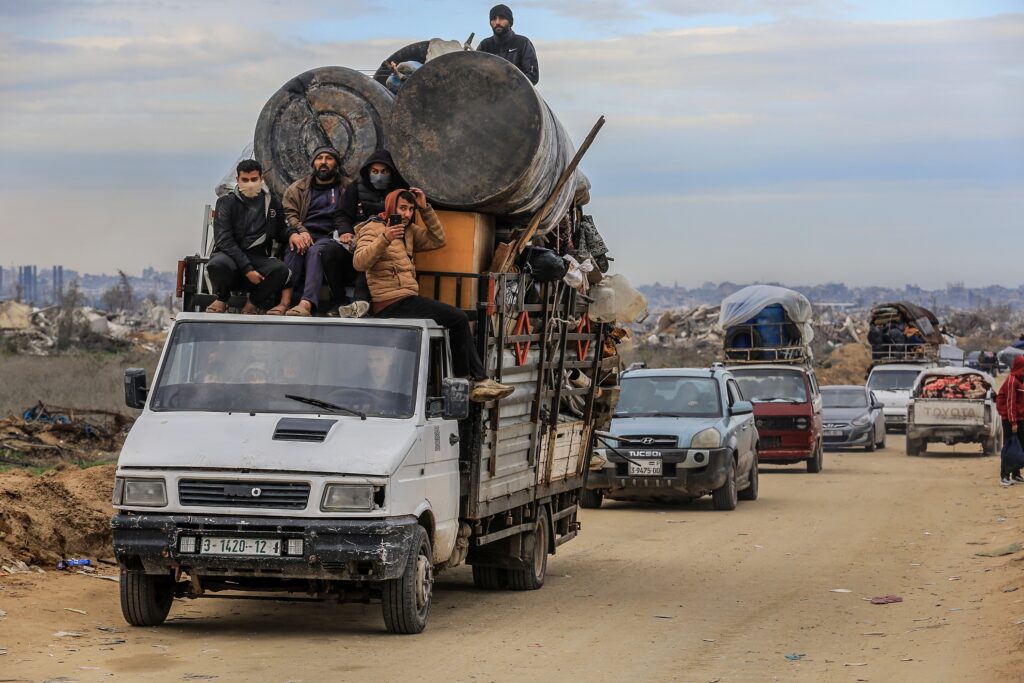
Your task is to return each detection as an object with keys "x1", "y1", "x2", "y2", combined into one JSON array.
[
  {"x1": 200, "y1": 537, "x2": 281, "y2": 556},
  {"x1": 824, "y1": 430, "x2": 844, "y2": 437},
  {"x1": 628, "y1": 459, "x2": 662, "y2": 476}
]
